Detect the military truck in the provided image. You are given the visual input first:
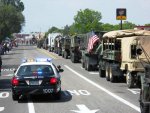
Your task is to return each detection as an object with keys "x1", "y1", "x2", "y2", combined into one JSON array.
[
  {"x1": 54, "y1": 35, "x2": 63, "y2": 56},
  {"x1": 81, "y1": 31, "x2": 106, "y2": 71},
  {"x1": 135, "y1": 37, "x2": 150, "y2": 113},
  {"x1": 70, "y1": 34, "x2": 85, "y2": 63},
  {"x1": 61, "y1": 35, "x2": 71, "y2": 59},
  {"x1": 98, "y1": 29, "x2": 150, "y2": 88}
]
